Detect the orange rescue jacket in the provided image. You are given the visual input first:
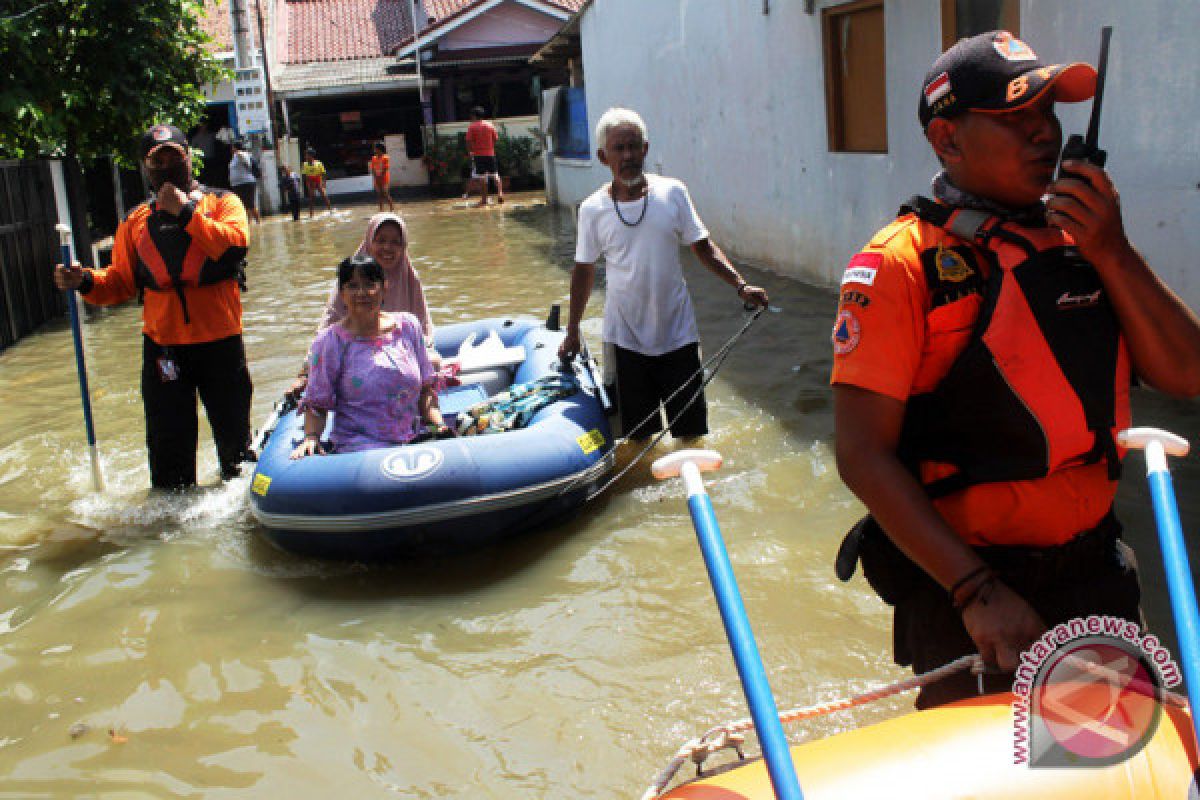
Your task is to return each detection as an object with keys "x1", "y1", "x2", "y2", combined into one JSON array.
[
  {"x1": 80, "y1": 189, "x2": 249, "y2": 346},
  {"x1": 896, "y1": 197, "x2": 1131, "y2": 498}
]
